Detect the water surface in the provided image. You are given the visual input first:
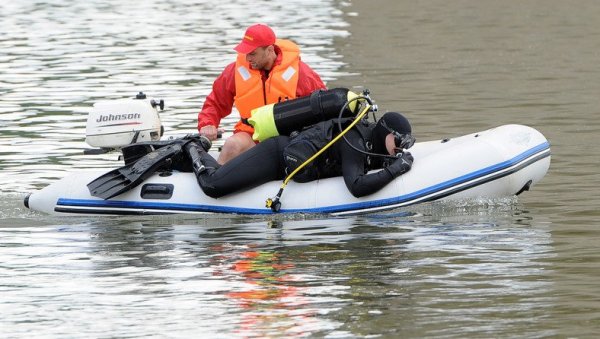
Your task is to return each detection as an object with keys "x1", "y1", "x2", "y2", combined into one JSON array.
[{"x1": 2, "y1": 0, "x2": 600, "y2": 337}]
